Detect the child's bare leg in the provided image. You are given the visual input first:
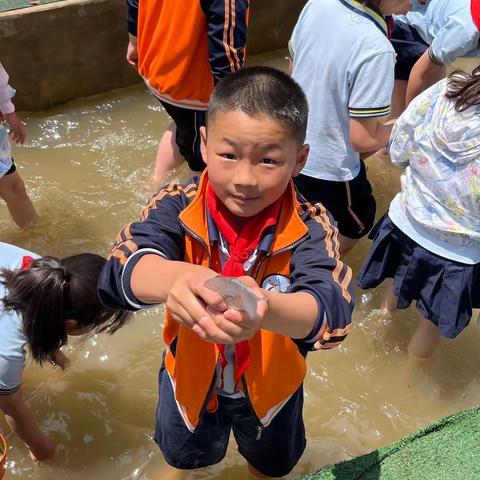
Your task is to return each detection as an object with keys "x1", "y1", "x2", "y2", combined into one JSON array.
[
  {"x1": 380, "y1": 281, "x2": 397, "y2": 314},
  {"x1": 149, "y1": 465, "x2": 187, "y2": 480},
  {"x1": 152, "y1": 123, "x2": 185, "y2": 186},
  {"x1": 142, "y1": 455, "x2": 188, "y2": 480},
  {"x1": 408, "y1": 316, "x2": 441, "y2": 360},
  {"x1": 0, "y1": 170, "x2": 38, "y2": 229},
  {"x1": 338, "y1": 234, "x2": 358, "y2": 257}
]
